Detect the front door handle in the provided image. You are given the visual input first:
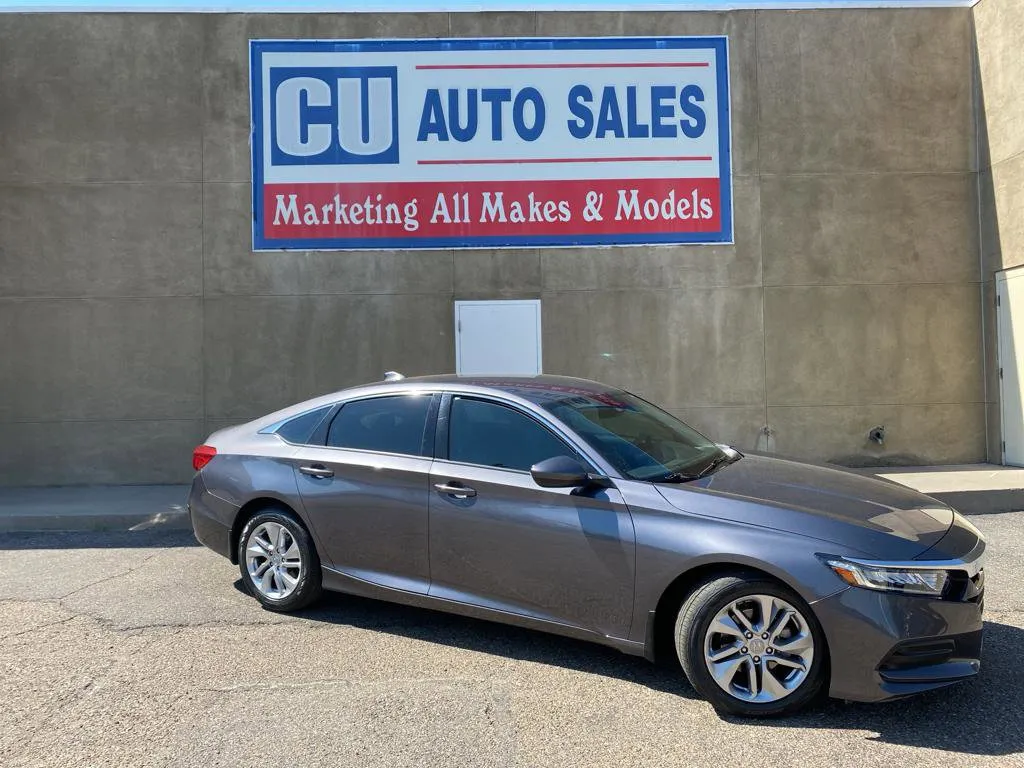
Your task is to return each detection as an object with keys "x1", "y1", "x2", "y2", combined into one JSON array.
[
  {"x1": 434, "y1": 482, "x2": 476, "y2": 499},
  {"x1": 299, "y1": 464, "x2": 334, "y2": 479}
]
